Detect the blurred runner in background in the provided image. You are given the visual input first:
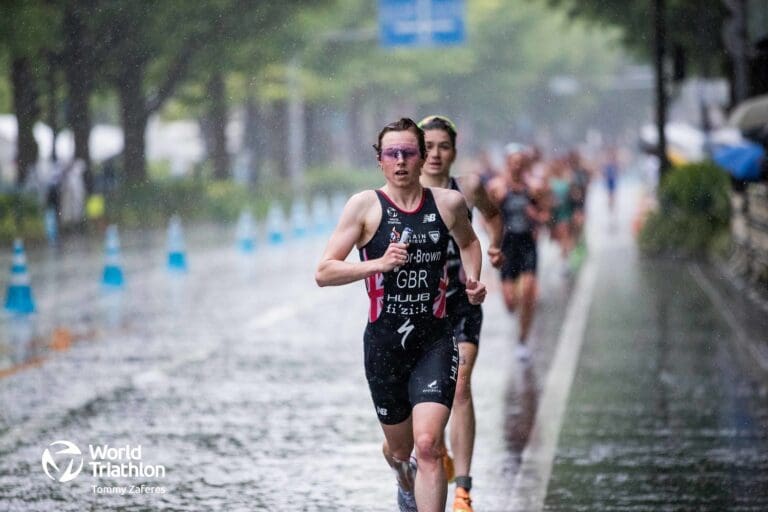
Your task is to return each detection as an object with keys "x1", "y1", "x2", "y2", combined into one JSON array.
[
  {"x1": 488, "y1": 144, "x2": 549, "y2": 362},
  {"x1": 418, "y1": 115, "x2": 504, "y2": 512}
]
